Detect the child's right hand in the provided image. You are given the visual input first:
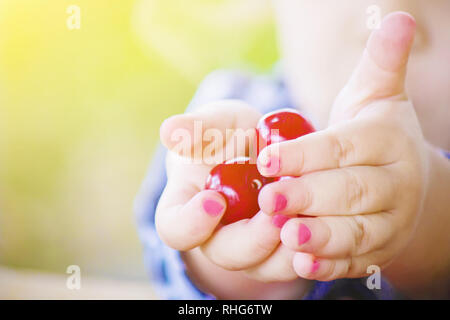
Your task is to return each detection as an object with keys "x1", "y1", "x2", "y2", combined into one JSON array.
[{"x1": 156, "y1": 100, "x2": 299, "y2": 282}]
